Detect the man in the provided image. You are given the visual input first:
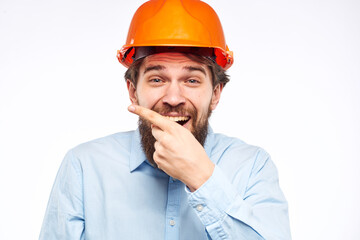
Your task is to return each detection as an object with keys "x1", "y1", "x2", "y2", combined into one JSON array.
[{"x1": 40, "y1": 0, "x2": 291, "y2": 239}]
